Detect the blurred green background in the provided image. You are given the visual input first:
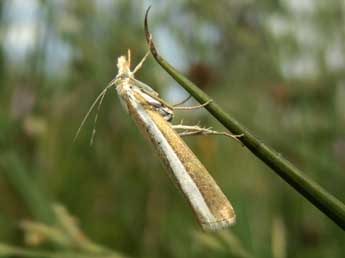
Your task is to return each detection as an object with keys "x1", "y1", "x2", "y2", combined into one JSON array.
[{"x1": 0, "y1": 1, "x2": 344, "y2": 258}]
